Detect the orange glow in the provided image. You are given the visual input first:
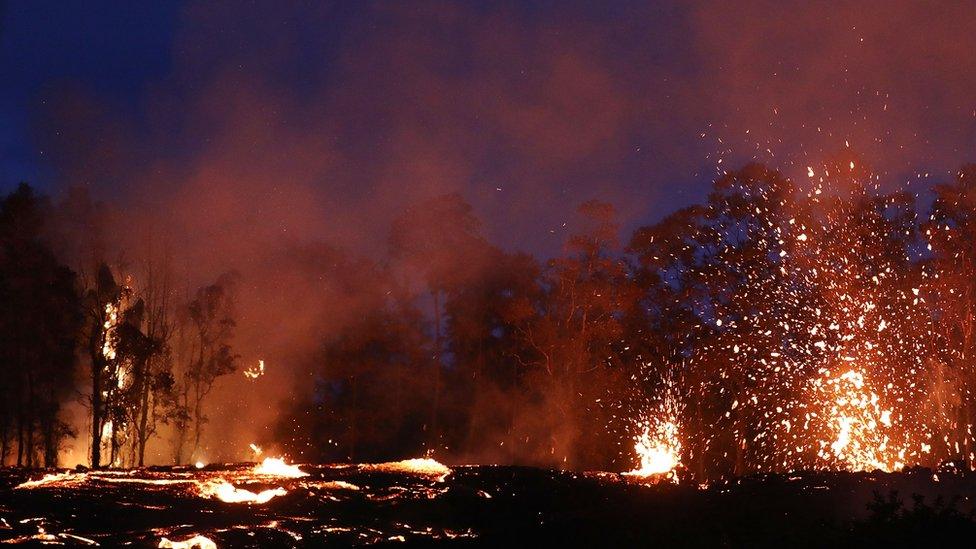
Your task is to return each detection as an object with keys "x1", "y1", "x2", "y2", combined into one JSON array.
[
  {"x1": 362, "y1": 458, "x2": 452, "y2": 481},
  {"x1": 814, "y1": 368, "x2": 901, "y2": 472},
  {"x1": 253, "y1": 457, "x2": 308, "y2": 478},
  {"x1": 624, "y1": 419, "x2": 681, "y2": 480},
  {"x1": 197, "y1": 479, "x2": 287, "y2": 504},
  {"x1": 158, "y1": 535, "x2": 218, "y2": 549}
]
